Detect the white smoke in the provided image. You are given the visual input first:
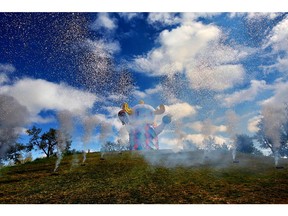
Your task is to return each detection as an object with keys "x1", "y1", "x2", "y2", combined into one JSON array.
[
  {"x1": 81, "y1": 115, "x2": 99, "y2": 163},
  {"x1": 99, "y1": 121, "x2": 113, "y2": 158},
  {"x1": 173, "y1": 122, "x2": 186, "y2": 152},
  {"x1": 0, "y1": 94, "x2": 29, "y2": 161},
  {"x1": 99, "y1": 122, "x2": 113, "y2": 142},
  {"x1": 225, "y1": 110, "x2": 239, "y2": 161},
  {"x1": 54, "y1": 110, "x2": 74, "y2": 172},
  {"x1": 70, "y1": 153, "x2": 80, "y2": 170},
  {"x1": 201, "y1": 119, "x2": 215, "y2": 150},
  {"x1": 117, "y1": 126, "x2": 129, "y2": 147},
  {"x1": 262, "y1": 104, "x2": 285, "y2": 150},
  {"x1": 261, "y1": 103, "x2": 286, "y2": 166}
]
